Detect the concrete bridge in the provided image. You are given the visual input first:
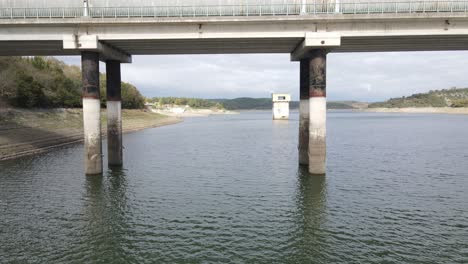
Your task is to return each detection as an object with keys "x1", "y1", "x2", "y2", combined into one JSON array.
[{"x1": 2, "y1": 0, "x2": 468, "y2": 175}]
